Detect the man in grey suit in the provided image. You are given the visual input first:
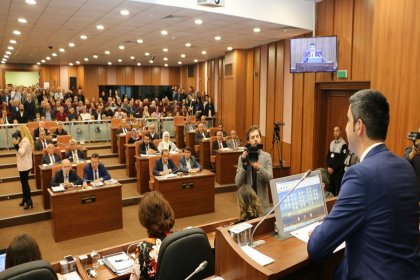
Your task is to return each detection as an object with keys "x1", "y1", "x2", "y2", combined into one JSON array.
[
  {"x1": 179, "y1": 146, "x2": 202, "y2": 173},
  {"x1": 227, "y1": 130, "x2": 241, "y2": 149},
  {"x1": 235, "y1": 126, "x2": 273, "y2": 212}
]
